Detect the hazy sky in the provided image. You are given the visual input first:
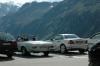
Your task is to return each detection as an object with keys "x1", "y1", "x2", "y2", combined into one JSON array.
[{"x1": 0, "y1": 0, "x2": 63, "y2": 5}]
